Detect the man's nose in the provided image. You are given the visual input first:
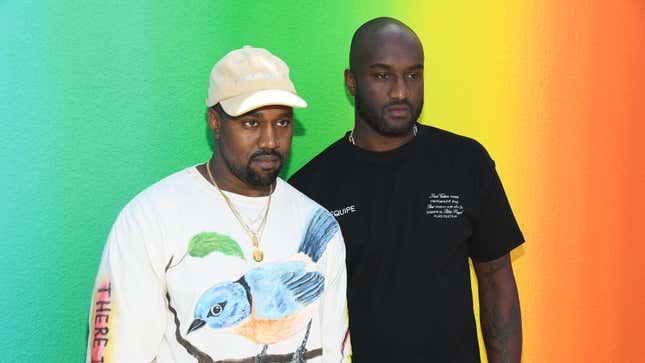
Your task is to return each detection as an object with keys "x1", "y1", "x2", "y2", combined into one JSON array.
[
  {"x1": 389, "y1": 75, "x2": 410, "y2": 100},
  {"x1": 258, "y1": 123, "x2": 279, "y2": 149}
]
